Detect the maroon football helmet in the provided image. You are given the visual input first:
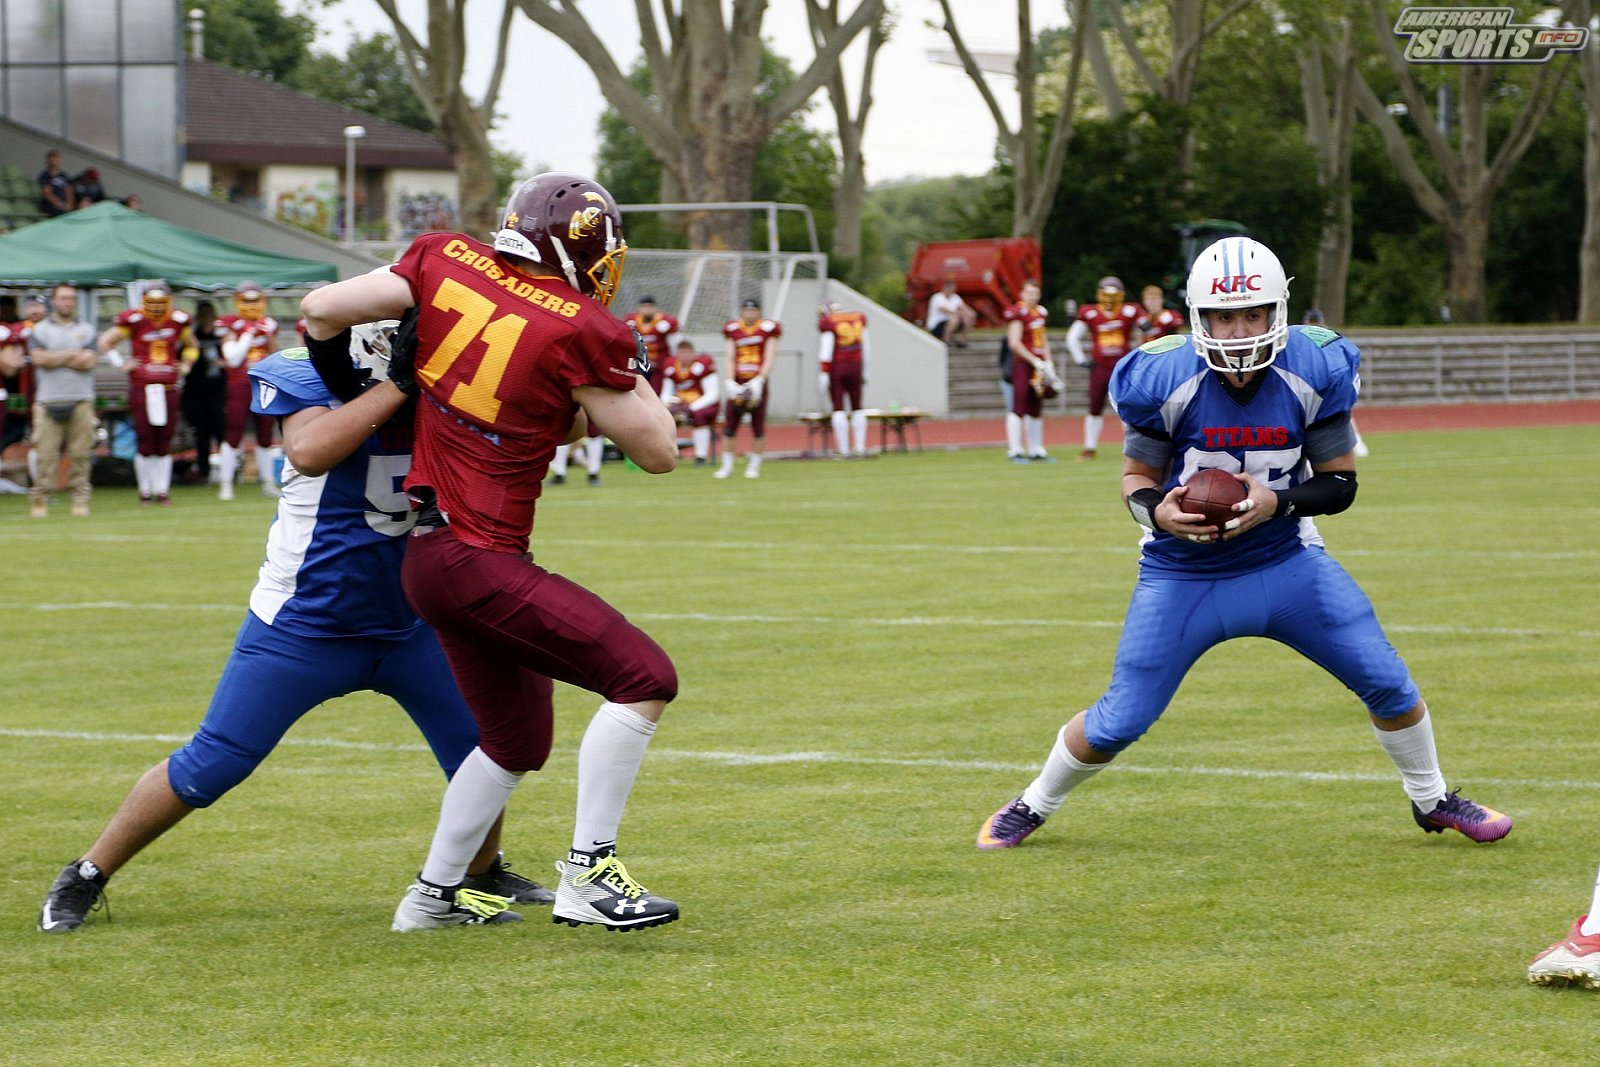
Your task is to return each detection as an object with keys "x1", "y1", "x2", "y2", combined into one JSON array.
[{"x1": 493, "y1": 173, "x2": 627, "y2": 307}]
